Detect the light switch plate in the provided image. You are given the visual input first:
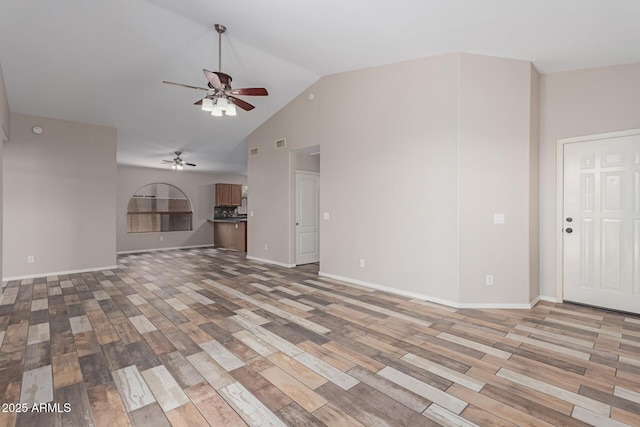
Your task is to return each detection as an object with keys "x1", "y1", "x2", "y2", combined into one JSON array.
[
  {"x1": 323, "y1": 212, "x2": 330, "y2": 220},
  {"x1": 494, "y1": 213, "x2": 505, "y2": 224}
]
